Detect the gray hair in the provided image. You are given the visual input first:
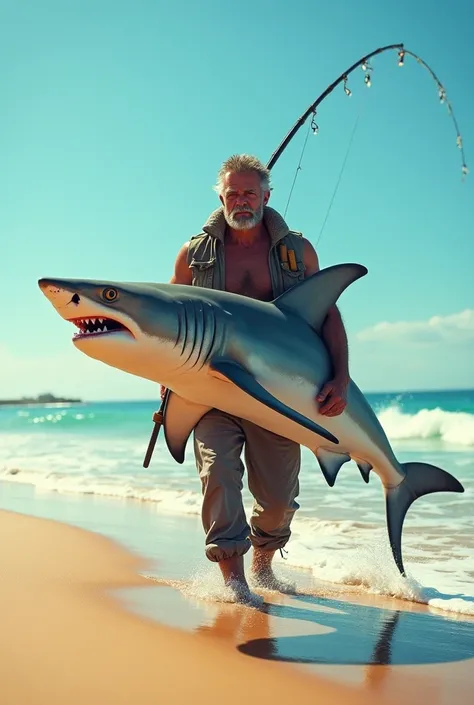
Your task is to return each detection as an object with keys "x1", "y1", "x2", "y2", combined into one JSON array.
[{"x1": 213, "y1": 154, "x2": 272, "y2": 195}]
